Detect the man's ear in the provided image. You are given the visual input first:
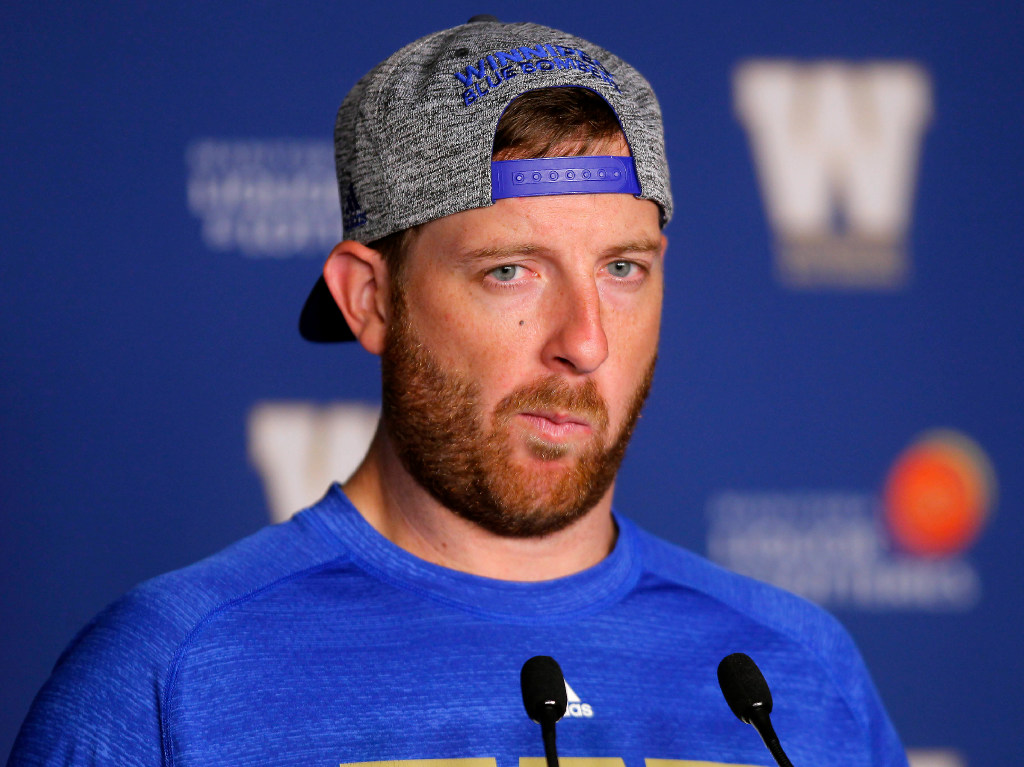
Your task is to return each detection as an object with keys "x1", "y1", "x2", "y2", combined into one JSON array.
[{"x1": 322, "y1": 240, "x2": 390, "y2": 355}]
